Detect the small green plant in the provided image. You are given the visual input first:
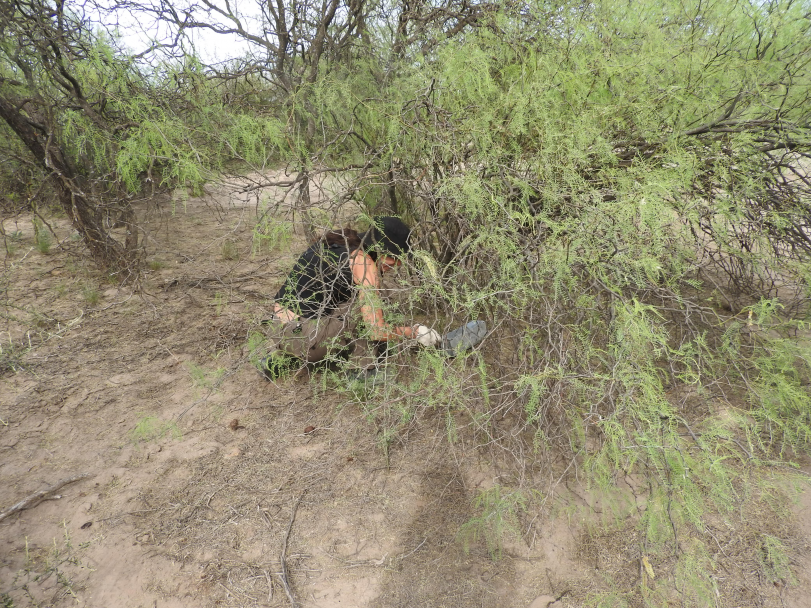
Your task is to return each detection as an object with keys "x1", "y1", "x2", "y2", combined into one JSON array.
[
  {"x1": 220, "y1": 238, "x2": 239, "y2": 260},
  {"x1": 4, "y1": 230, "x2": 23, "y2": 254},
  {"x1": 672, "y1": 540, "x2": 719, "y2": 608},
  {"x1": 185, "y1": 361, "x2": 226, "y2": 389},
  {"x1": 252, "y1": 215, "x2": 292, "y2": 255},
  {"x1": 247, "y1": 328, "x2": 300, "y2": 381},
  {"x1": 213, "y1": 291, "x2": 227, "y2": 315},
  {"x1": 130, "y1": 414, "x2": 182, "y2": 443},
  {"x1": 760, "y1": 534, "x2": 794, "y2": 584},
  {"x1": 81, "y1": 284, "x2": 100, "y2": 306},
  {"x1": 246, "y1": 331, "x2": 266, "y2": 367},
  {"x1": 0, "y1": 341, "x2": 25, "y2": 374},
  {"x1": 170, "y1": 187, "x2": 190, "y2": 215},
  {"x1": 148, "y1": 259, "x2": 165, "y2": 271},
  {"x1": 257, "y1": 351, "x2": 298, "y2": 381},
  {"x1": 3, "y1": 522, "x2": 92, "y2": 606},
  {"x1": 458, "y1": 485, "x2": 529, "y2": 560},
  {"x1": 33, "y1": 218, "x2": 51, "y2": 254}
]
